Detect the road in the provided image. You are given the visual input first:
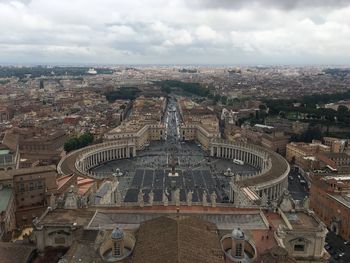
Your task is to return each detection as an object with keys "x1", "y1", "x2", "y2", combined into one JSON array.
[
  {"x1": 287, "y1": 168, "x2": 309, "y2": 200},
  {"x1": 326, "y1": 231, "x2": 350, "y2": 262},
  {"x1": 164, "y1": 96, "x2": 180, "y2": 142}
]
